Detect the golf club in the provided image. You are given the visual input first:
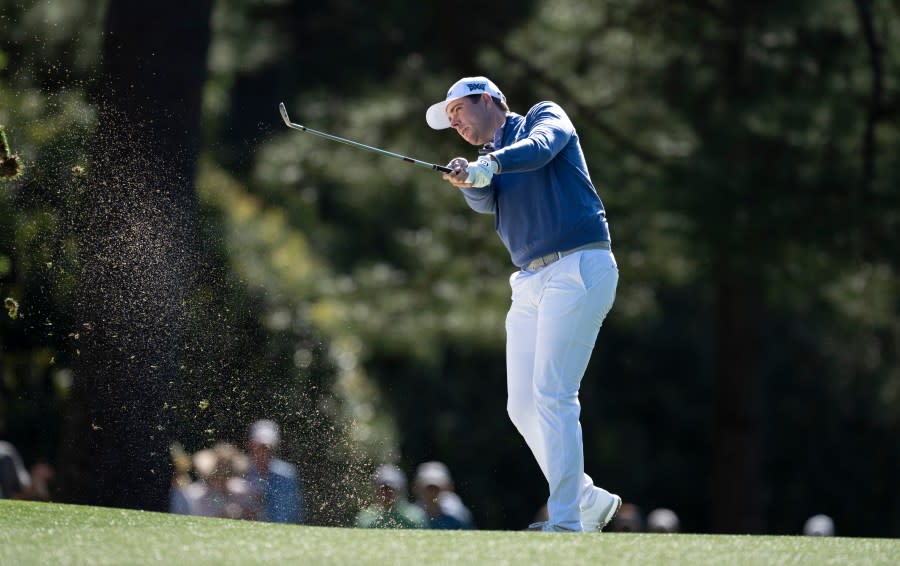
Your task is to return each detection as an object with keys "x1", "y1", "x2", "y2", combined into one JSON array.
[{"x1": 279, "y1": 103, "x2": 452, "y2": 174}]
